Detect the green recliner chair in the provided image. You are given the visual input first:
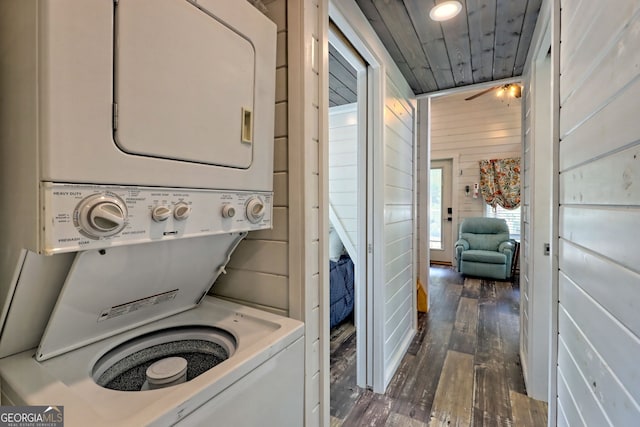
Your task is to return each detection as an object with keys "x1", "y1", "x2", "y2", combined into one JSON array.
[{"x1": 455, "y1": 217, "x2": 515, "y2": 280}]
